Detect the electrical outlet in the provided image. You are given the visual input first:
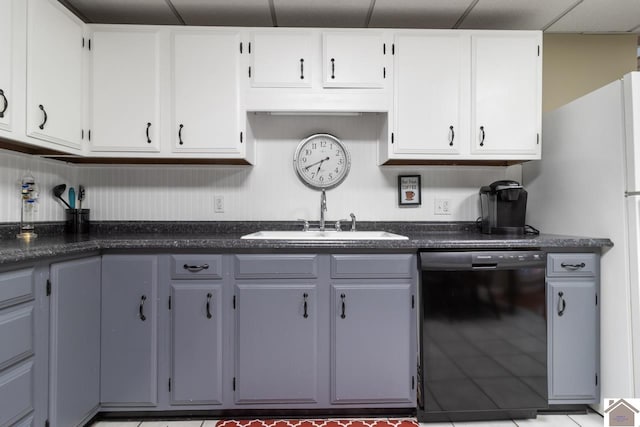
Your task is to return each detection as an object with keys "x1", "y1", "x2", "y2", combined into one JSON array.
[
  {"x1": 434, "y1": 198, "x2": 452, "y2": 215},
  {"x1": 214, "y1": 195, "x2": 224, "y2": 213}
]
